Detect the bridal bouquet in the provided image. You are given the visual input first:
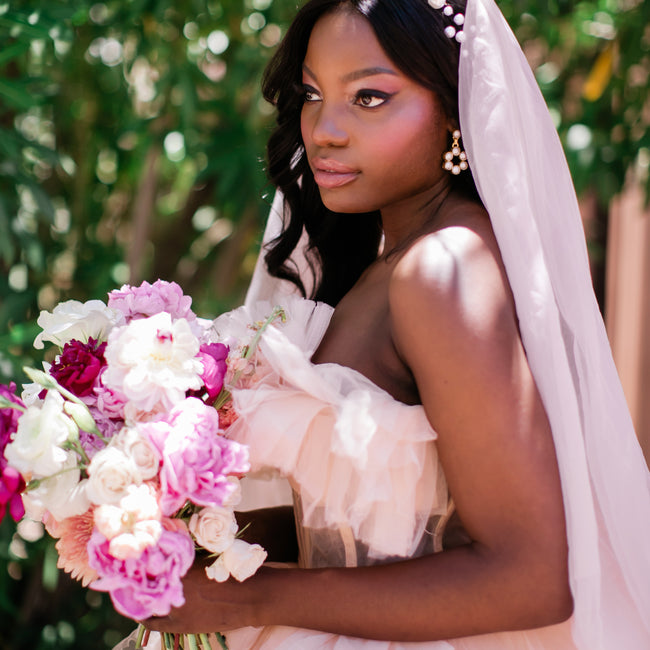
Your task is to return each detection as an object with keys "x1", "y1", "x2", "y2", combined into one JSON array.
[{"x1": 0, "y1": 280, "x2": 282, "y2": 650}]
